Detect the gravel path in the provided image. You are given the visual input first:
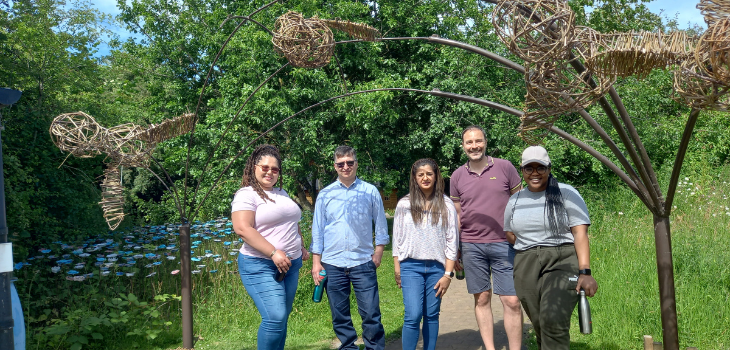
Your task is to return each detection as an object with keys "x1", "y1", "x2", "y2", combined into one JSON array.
[{"x1": 385, "y1": 277, "x2": 532, "y2": 350}]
